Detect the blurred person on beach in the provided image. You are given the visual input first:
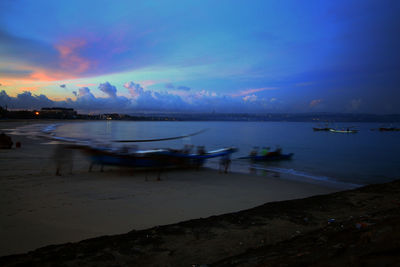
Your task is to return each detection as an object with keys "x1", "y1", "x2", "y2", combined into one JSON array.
[
  {"x1": 249, "y1": 147, "x2": 258, "y2": 156},
  {"x1": 197, "y1": 146, "x2": 206, "y2": 155},
  {"x1": 219, "y1": 154, "x2": 232, "y2": 174},
  {"x1": 54, "y1": 144, "x2": 74, "y2": 176},
  {"x1": 182, "y1": 144, "x2": 193, "y2": 154}
]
